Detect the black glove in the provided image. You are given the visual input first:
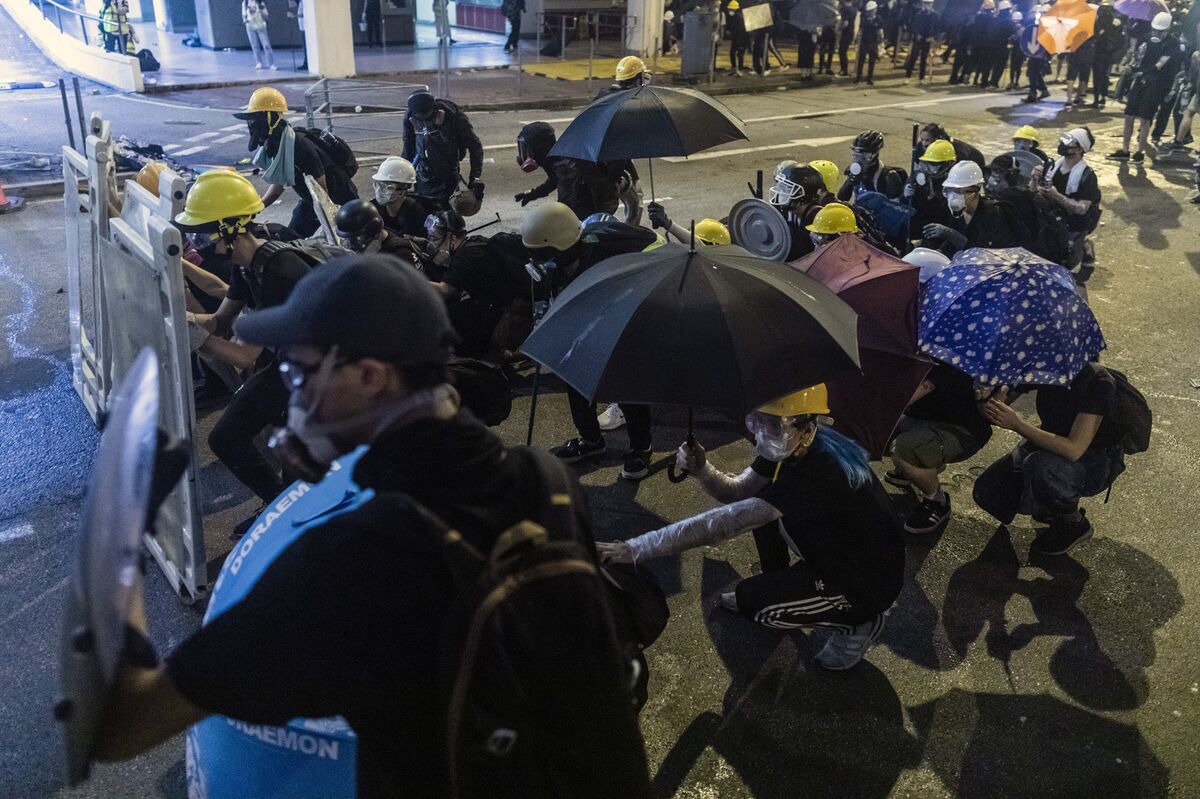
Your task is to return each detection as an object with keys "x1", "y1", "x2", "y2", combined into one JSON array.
[
  {"x1": 923, "y1": 223, "x2": 966, "y2": 249},
  {"x1": 648, "y1": 201, "x2": 670, "y2": 230},
  {"x1": 471, "y1": 180, "x2": 485, "y2": 200},
  {"x1": 514, "y1": 191, "x2": 531, "y2": 206}
]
